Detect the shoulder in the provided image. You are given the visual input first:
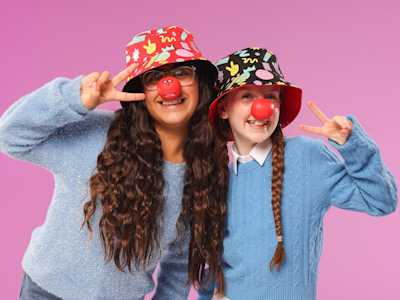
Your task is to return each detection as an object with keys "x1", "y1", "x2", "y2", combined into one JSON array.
[
  {"x1": 283, "y1": 134, "x2": 338, "y2": 164},
  {"x1": 54, "y1": 109, "x2": 117, "y2": 159},
  {"x1": 59, "y1": 109, "x2": 116, "y2": 136},
  {"x1": 284, "y1": 135, "x2": 342, "y2": 172},
  {"x1": 52, "y1": 109, "x2": 118, "y2": 177},
  {"x1": 284, "y1": 135, "x2": 325, "y2": 153}
]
